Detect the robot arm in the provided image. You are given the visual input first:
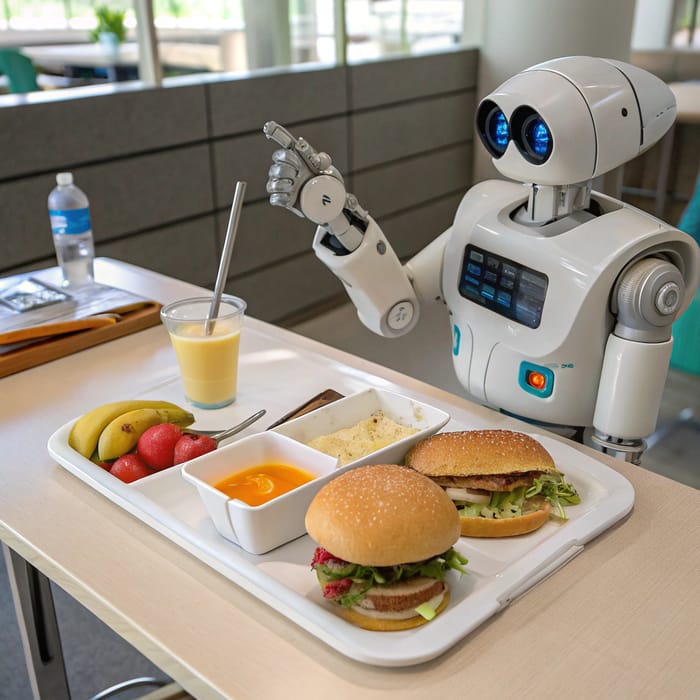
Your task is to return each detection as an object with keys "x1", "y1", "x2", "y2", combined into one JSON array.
[
  {"x1": 264, "y1": 121, "x2": 420, "y2": 336},
  {"x1": 592, "y1": 256, "x2": 686, "y2": 463}
]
